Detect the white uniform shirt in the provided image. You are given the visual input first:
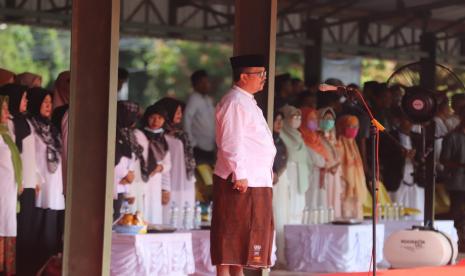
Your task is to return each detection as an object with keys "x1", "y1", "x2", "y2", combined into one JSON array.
[
  {"x1": 0, "y1": 136, "x2": 17, "y2": 236},
  {"x1": 183, "y1": 91, "x2": 216, "y2": 151},
  {"x1": 114, "y1": 154, "x2": 136, "y2": 198},
  {"x1": 8, "y1": 118, "x2": 40, "y2": 189},
  {"x1": 214, "y1": 85, "x2": 276, "y2": 188},
  {"x1": 33, "y1": 130, "x2": 65, "y2": 210}
]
